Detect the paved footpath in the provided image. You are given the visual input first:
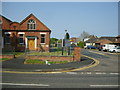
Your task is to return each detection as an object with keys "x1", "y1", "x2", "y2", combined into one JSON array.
[{"x1": 2, "y1": 54, "x2": 94, "y2": 72}]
